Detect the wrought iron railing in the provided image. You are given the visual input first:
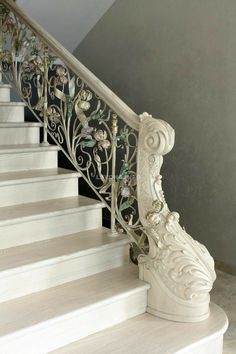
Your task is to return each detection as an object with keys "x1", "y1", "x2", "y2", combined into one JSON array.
[
  {"x1": 0, "y1": 0, "x2": 216, "y2": 323},
  {"x1": 0, "y1": 0, "x2": 146, "y2": 252}
]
